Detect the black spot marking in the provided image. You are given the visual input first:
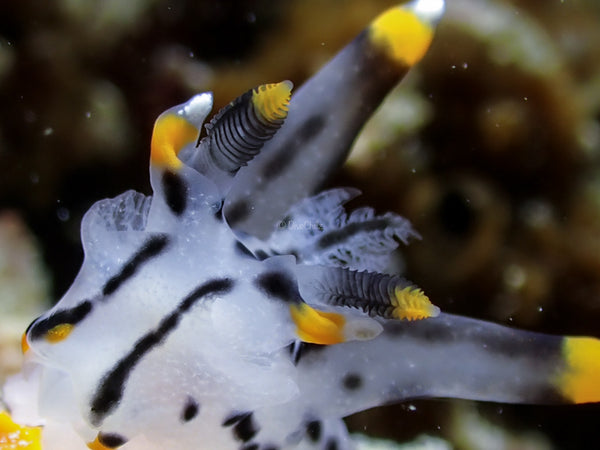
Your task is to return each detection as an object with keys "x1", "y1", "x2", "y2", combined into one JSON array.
[
  {"x1": 90, "y1": 278, "x2": 233, "y2": 426},
  {"x1": 256, "y1": 271, "x2": 302, "y2": 303},
  {"x1": 222, "y1": 411, "x2": 250, "y2": 427},
  {"x1": 306, "y1": 420, "x2": 322, "y2": 443},
  {"x1": 162, "y1": 170, "x2": 187, "y2": 216},
  {"x1": 342, "y1": 373, "x2": 363, "y2": 391},
  {"x1": 102, "y1": 235, "x2": 169, "y2": 296},
  {"x1": 225, "y1": 200, "x2": 251, "y2": 226},
  {"x1": 316, "y1": 219, "x2": 391, "y2": 250},
  {"x1": 181, "y1": 396, "x2": 199, "y2": 422},
  {"x1": 98, "y1": 432, "x2": 127, "y2": 448},
  {"x1": 325, "y1": 438, "x2": 339, "y2": 450},
  {"x1": 29, "y1": 301, "x2": 93, "y2": 340},
  {"x1": 261, "y1": 115, "x2": 326, "y2": 180},
  {"x1": 241, "y1": 445, "x2": 259, "y2": 450},
  {"x1": 229, "y1": 412, "x2": 258, "y2": 443},
  {"x1": 235, "y1": 241, "x2": 255, "y2": 259},
  {"x1": 255, "y1": 250, "x2": 269, "y2": 261}
]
